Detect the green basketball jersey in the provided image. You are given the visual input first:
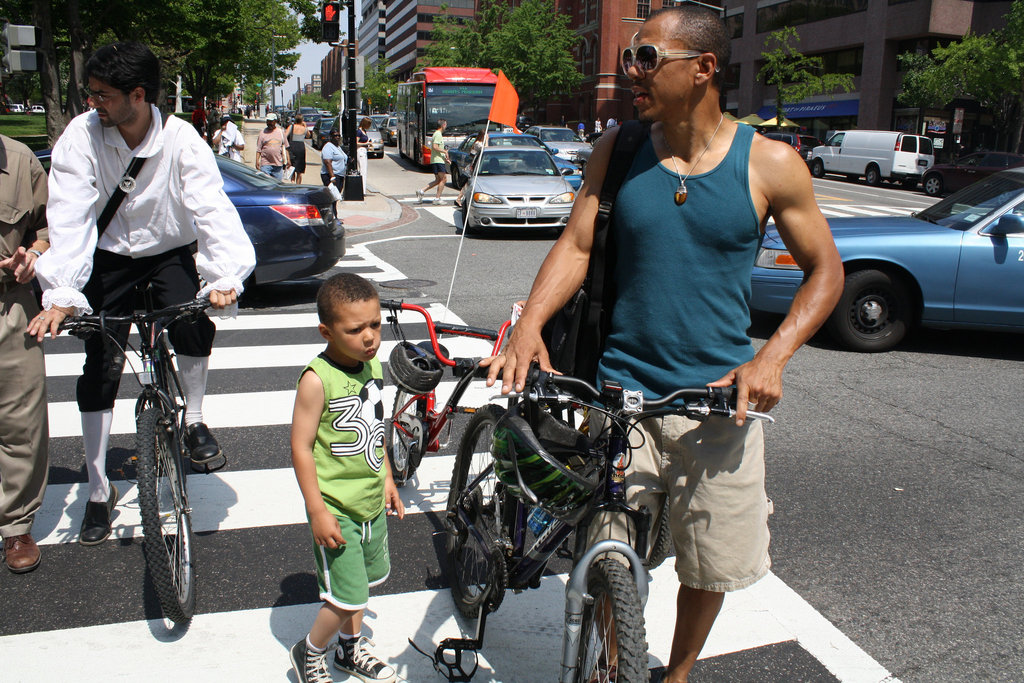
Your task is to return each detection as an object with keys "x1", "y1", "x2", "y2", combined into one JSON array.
[{"x1": 300, "y1": 353, "x2": 387, "y2": 521}]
